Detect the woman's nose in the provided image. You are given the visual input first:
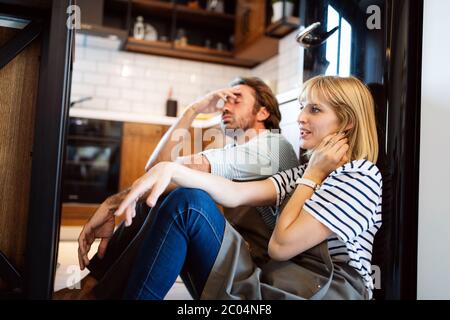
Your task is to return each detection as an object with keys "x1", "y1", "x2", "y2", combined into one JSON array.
[{"x1": 297, "y1": 110, "x2": 307, "y2": 124}]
